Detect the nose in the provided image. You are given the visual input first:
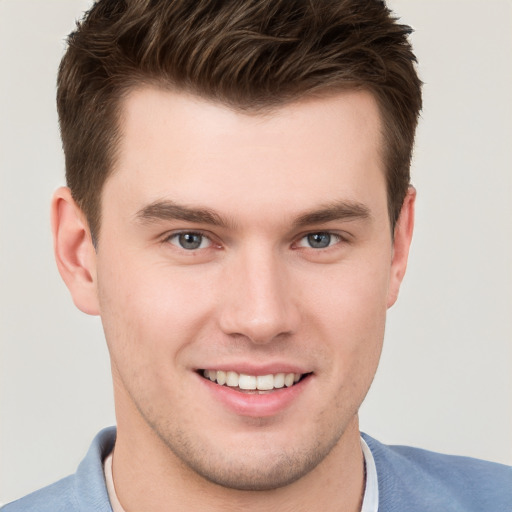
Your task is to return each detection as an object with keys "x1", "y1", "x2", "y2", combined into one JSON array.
[{"x1": 218, "y1": 245, "x2": 299, "y2": 344}]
